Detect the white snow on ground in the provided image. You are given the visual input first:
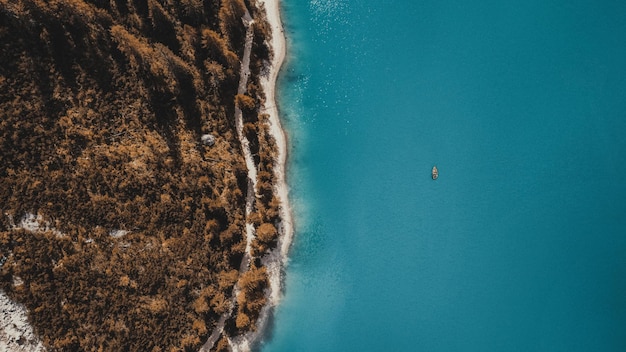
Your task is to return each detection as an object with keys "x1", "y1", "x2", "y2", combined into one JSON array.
[{"x1": 0, "y1": 291, "x2": 45, "y2": 352}]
